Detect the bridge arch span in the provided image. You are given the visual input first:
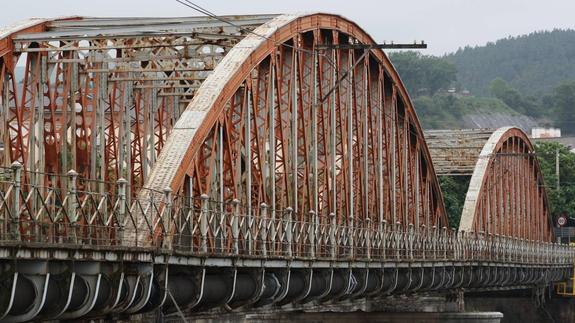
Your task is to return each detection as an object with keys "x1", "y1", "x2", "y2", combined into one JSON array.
[
  {"x1": 459, "y1": 127, "x2": 553, "y2": 241},
  {"x1": 139, "y1": 13, "x2": 449, "y2": 250}
]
